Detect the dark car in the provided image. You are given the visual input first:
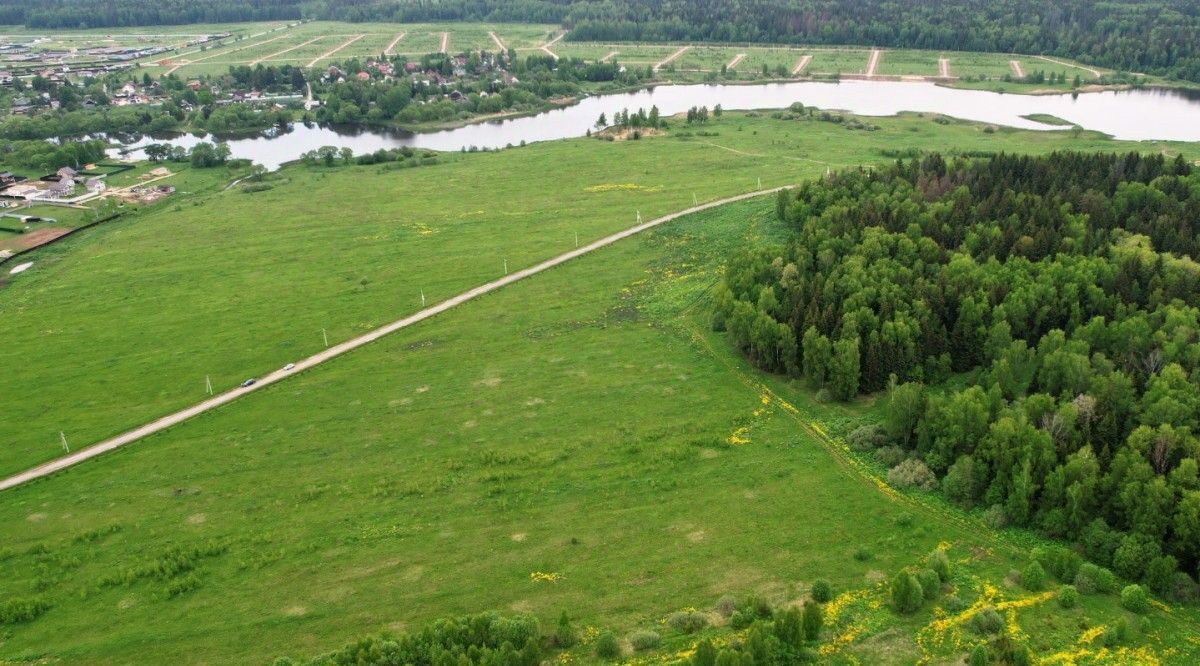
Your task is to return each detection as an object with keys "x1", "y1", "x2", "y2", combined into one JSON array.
[{"x1": 240, "y1": 378, "x2": 257, "y2": 388}]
